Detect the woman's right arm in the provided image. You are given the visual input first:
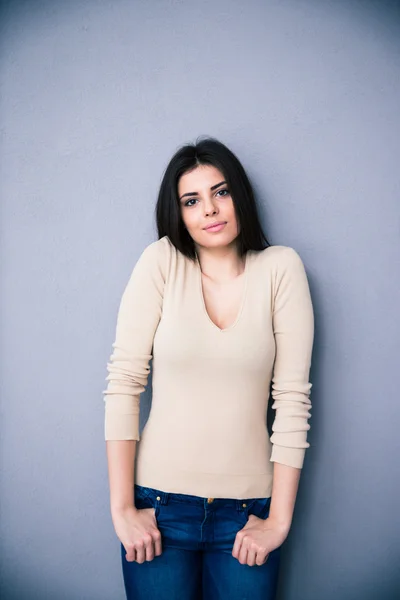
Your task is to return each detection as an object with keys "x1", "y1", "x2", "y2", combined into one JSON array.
[
  {"x1": 106, "y1": 440, "x2": 136, "y2": 514},
  {"x1": 106, "y1": 440, "x2": 162, "y2": 563},
  {"x1": 103, "y1": 240, "x2": 167, "y2": 562}
]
